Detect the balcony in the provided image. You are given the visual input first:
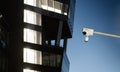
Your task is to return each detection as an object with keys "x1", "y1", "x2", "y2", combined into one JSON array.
[{"x1": 24, "y1": 0, "x2": 75, "y2": 39}]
